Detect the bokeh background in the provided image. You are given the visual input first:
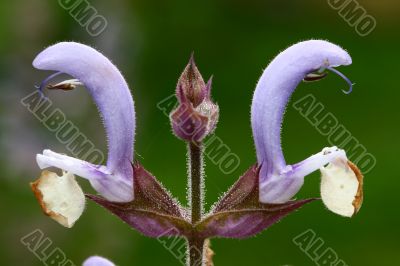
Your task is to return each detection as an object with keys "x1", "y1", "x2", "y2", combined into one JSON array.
[{"x1": 1, "y1": 0, "x2": 399, "y2": 265}]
